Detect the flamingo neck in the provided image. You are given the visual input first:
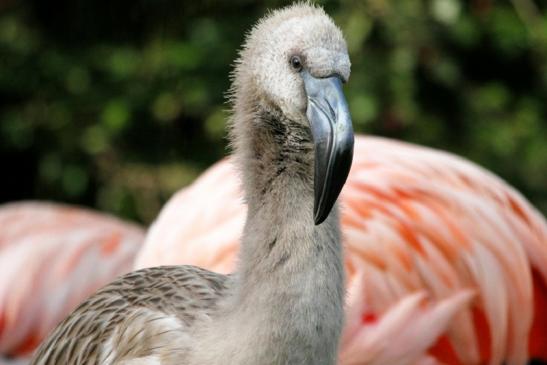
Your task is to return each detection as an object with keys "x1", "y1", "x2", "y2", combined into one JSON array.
[{"x1": 194, "y1": 107, "x2": 346, "y2": 365}]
